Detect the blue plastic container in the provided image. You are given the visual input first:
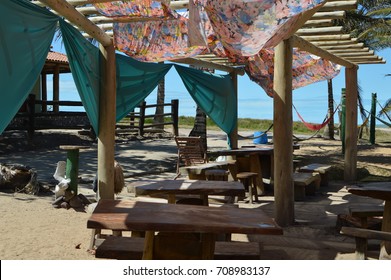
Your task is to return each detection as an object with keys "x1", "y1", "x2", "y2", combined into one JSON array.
[{"x1": 253, "y1": 131, "x2": 268, "y2": 144}]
